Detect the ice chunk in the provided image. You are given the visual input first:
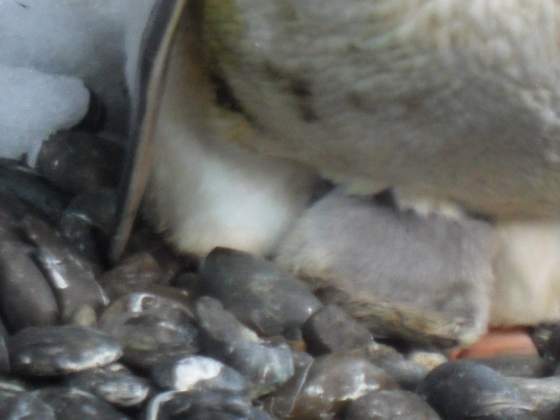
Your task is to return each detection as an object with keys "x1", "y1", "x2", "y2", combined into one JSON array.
[
  {"x1": 0, "y1": 0, "x2": 159, "y2": 160},
  {"x1": 0, "y1": 65, "x2": 89, "y2": 161},
  {"x1": 0, "y1": 0, "x2": 131, "y2": 133}
]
